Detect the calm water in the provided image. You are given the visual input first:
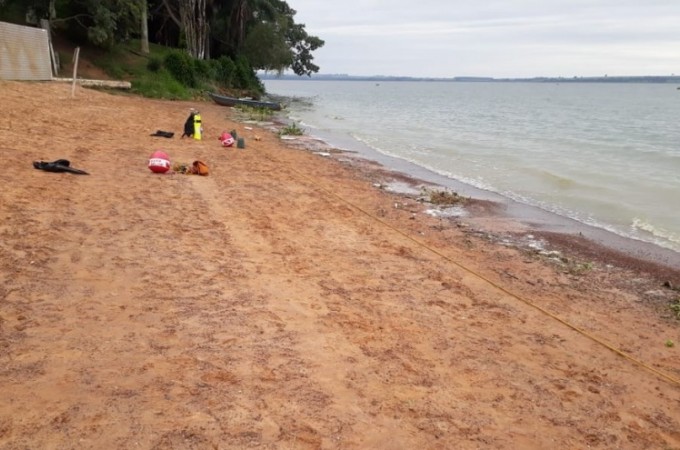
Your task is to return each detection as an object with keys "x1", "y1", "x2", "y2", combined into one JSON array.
[{"x1": 263, "y1": 80, "x2": 680, "y2": 252}]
